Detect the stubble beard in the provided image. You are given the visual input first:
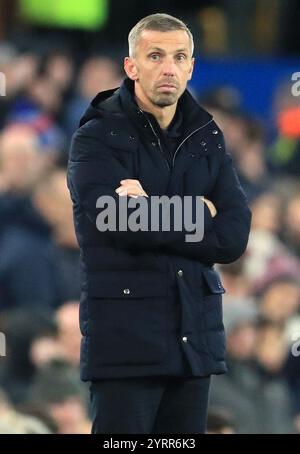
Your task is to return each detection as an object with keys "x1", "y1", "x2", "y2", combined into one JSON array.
[{"x1": 151, "y1": 90, "x2": 179, "y2": 108}]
